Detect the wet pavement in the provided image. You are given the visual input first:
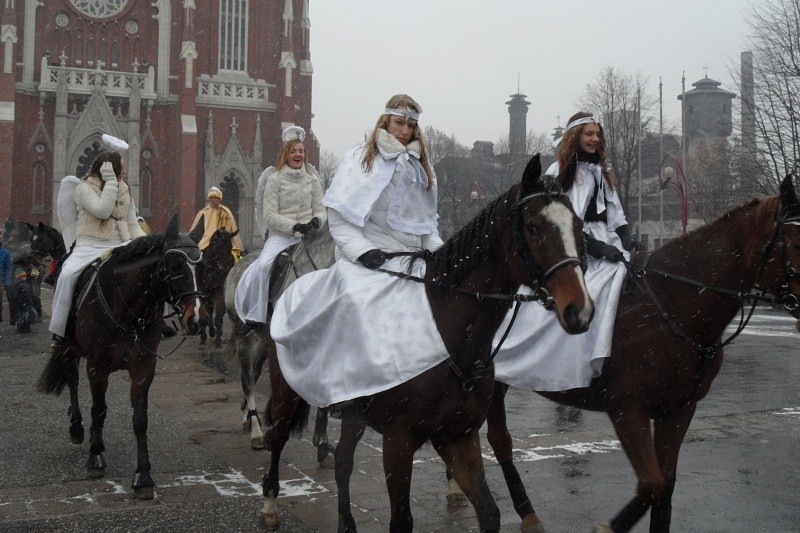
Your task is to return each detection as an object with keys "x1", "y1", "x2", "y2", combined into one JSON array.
[{"x1": 1, "y1": 285, "x2": 799, "y2": 531}]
